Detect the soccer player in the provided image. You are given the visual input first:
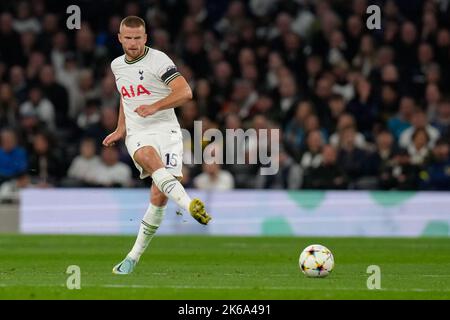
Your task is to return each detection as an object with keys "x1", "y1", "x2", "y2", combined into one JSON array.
[{"x1": 103, "y1": 16, "x2": 211, "y2": 275}]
